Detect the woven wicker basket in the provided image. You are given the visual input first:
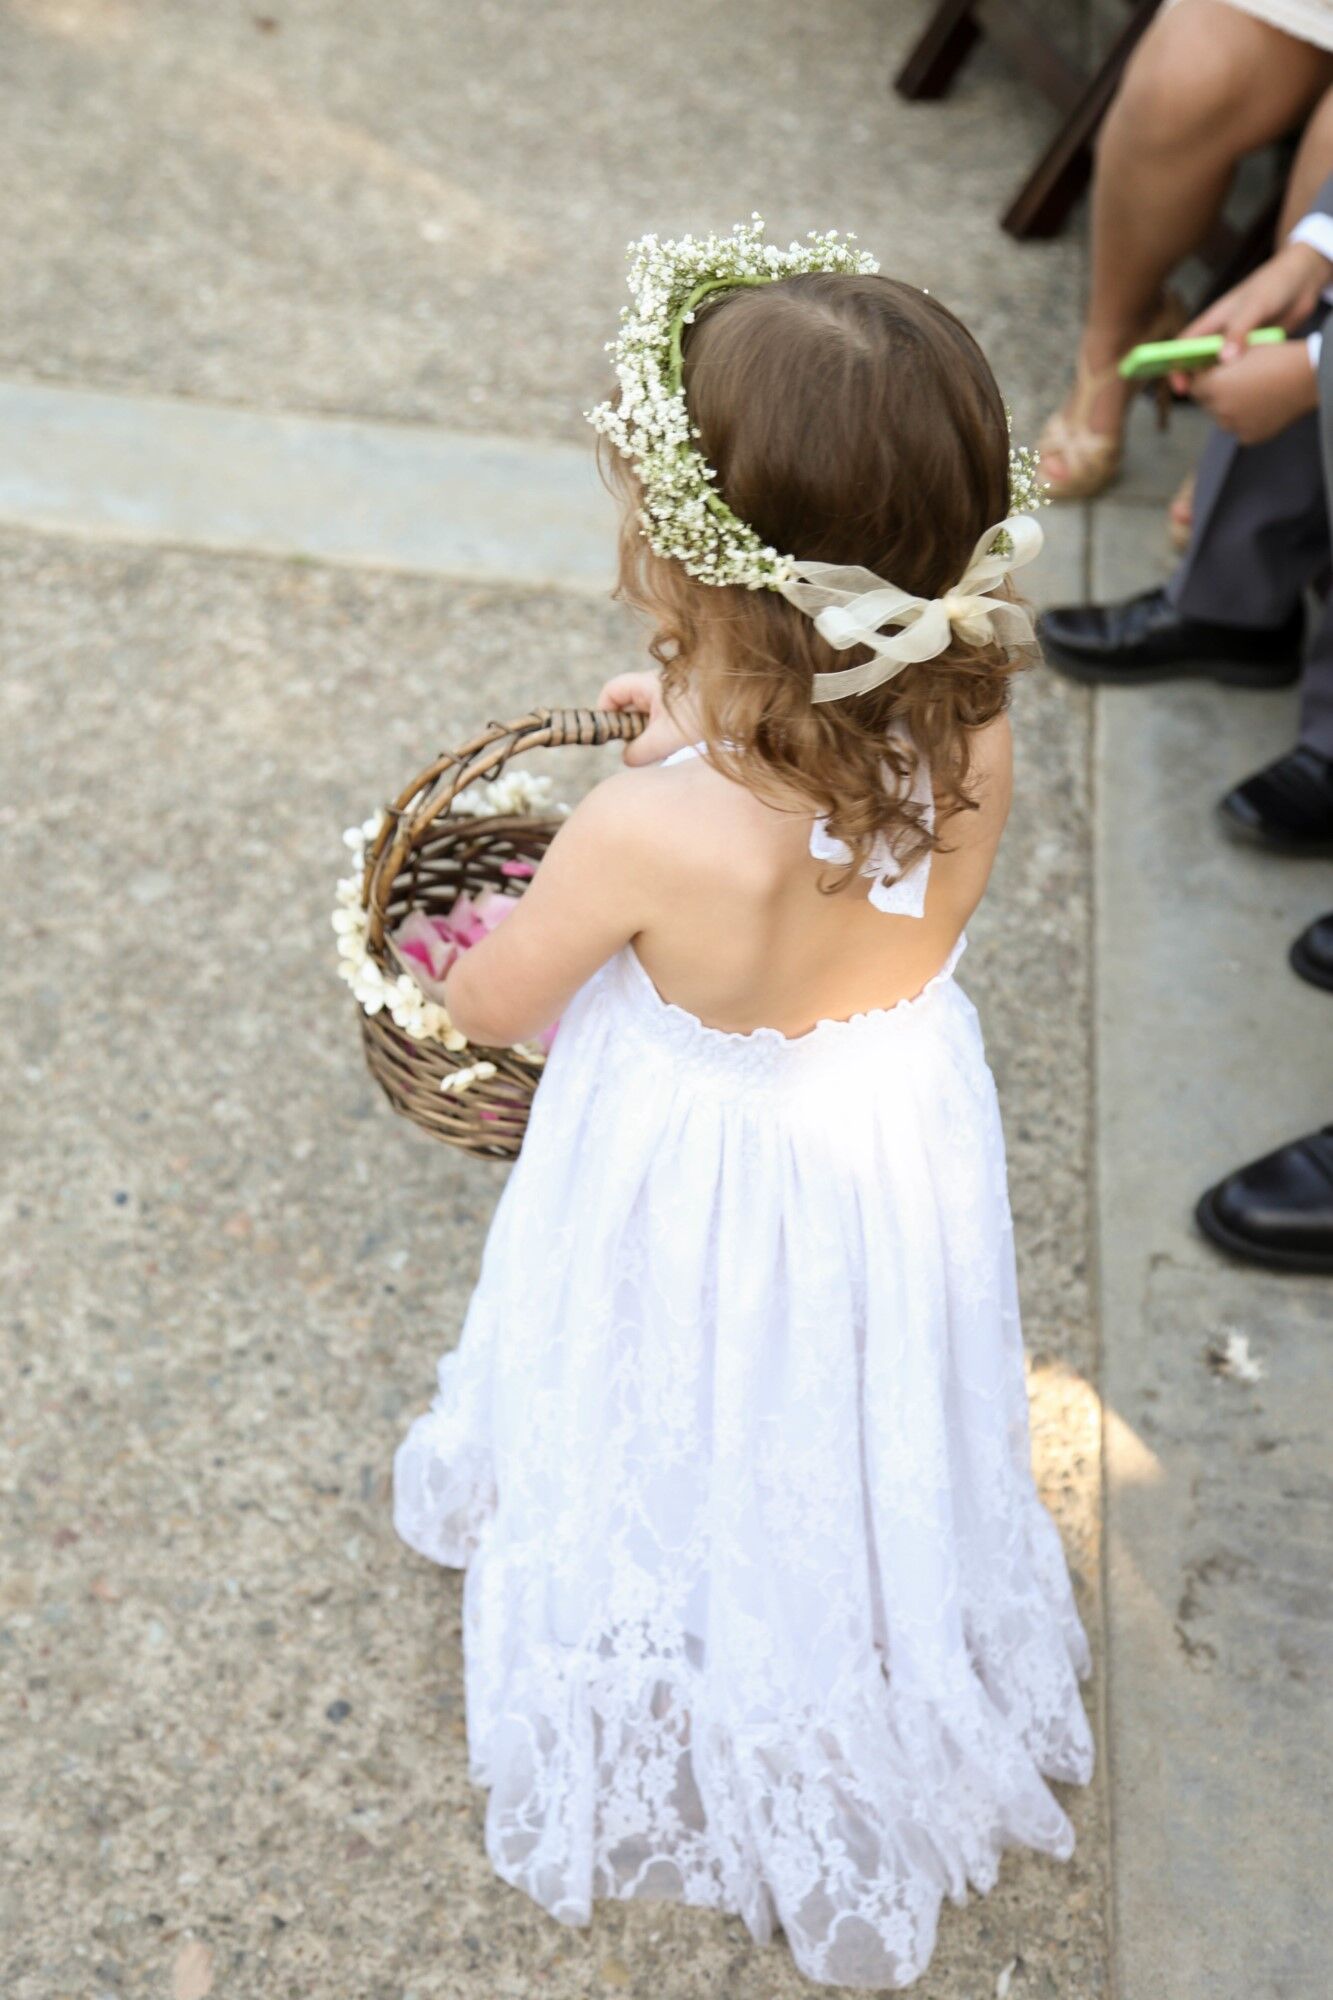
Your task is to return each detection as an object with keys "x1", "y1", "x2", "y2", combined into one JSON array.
[{"x1": 356, "y1": 706, "x2": 645, "y2": 1160}]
